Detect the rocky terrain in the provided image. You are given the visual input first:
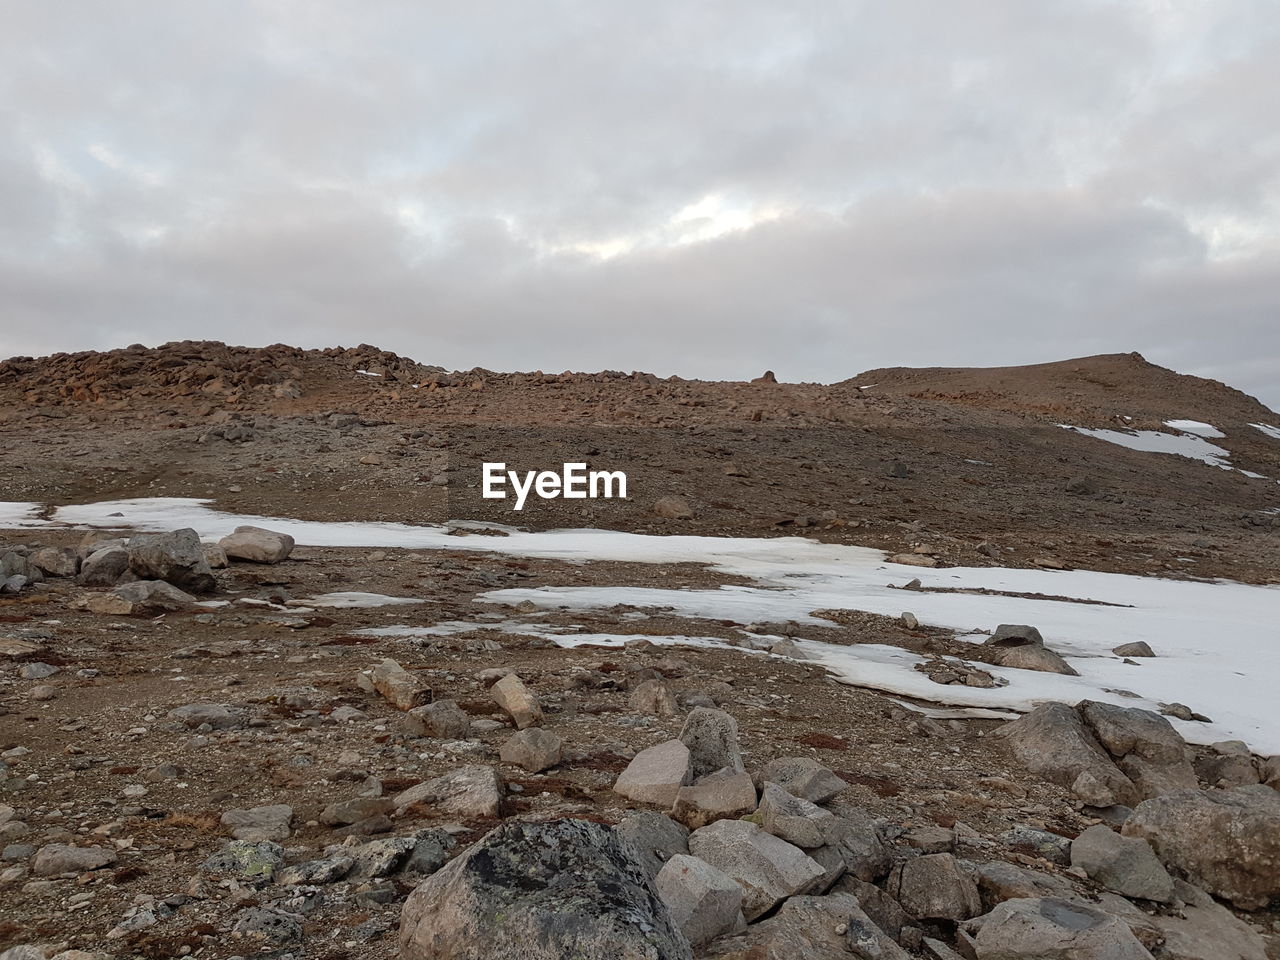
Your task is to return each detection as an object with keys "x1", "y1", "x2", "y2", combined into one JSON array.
[{"x1": 1, "y1": 341, "x2": 1278, "y2": 960}]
